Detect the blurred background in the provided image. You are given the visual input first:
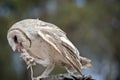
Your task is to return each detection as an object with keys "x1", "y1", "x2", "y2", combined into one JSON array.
[{"x1": 0, "y1": 0, "x2": 120, "y2": 80}]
